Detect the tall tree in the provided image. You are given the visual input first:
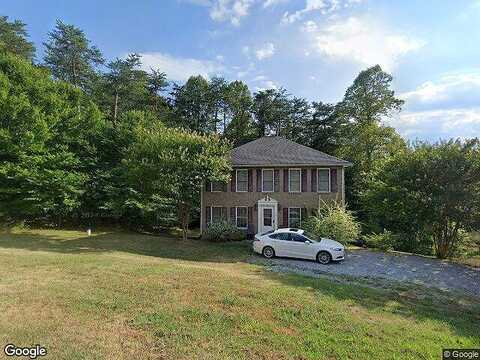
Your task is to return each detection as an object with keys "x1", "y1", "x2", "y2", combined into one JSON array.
[
  {"x1": 336, "y1": 65, "x2": 406, "y2": 215},
  {"x1": 147, "y1": 68, "x2": 169, "y2": 113},
  {"x1": 170, "y1": 75, "x2": 212, "y2": 133},
  {"x1": 208, "y1": 76, "x2": 228, "y2": 133},
  {"x1": 43, "y1": 20, "x2": 104, "y2": 89},
  {"x1": 363, "y1": 140, "x2": 480, "y2": 258},
  {"x1": 0, "y1": 16, "x2": 35, "y2": 60},
  {"x1": 100, "y1": 53, "x2": 149, "y2": 122},
  {"x1": 125, "y1": 125, "x2": 231, "y2": 240},
  {"x1": 338, "y1": 65, "x2": 404, "y2": 126},
  {"x1": 281, "y1": 97, "x2": 310, "y2": 141},
  {"x1": 252, "y1": 88, "x2": 290, "y2": 137},
  {"x1": 223, "y1": 80, "x2": 256, "y2": 146},
  {"x1": 0, "y1": 53, "x2": 105, "y2": 223}
]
